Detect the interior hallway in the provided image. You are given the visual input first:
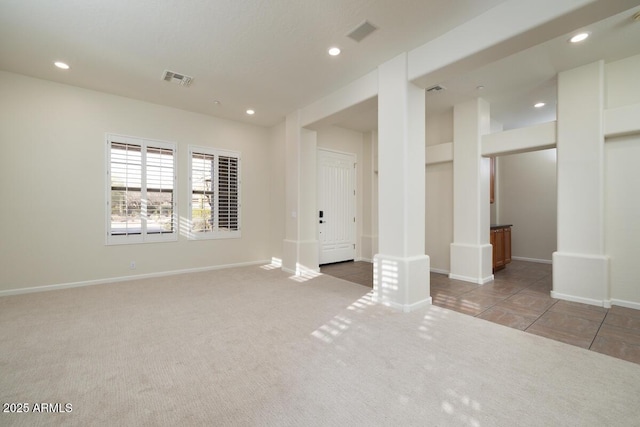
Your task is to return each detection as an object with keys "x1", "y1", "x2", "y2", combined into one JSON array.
[{"x1": 321, "y1": 260, "x2": 640, "y2": 365}]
